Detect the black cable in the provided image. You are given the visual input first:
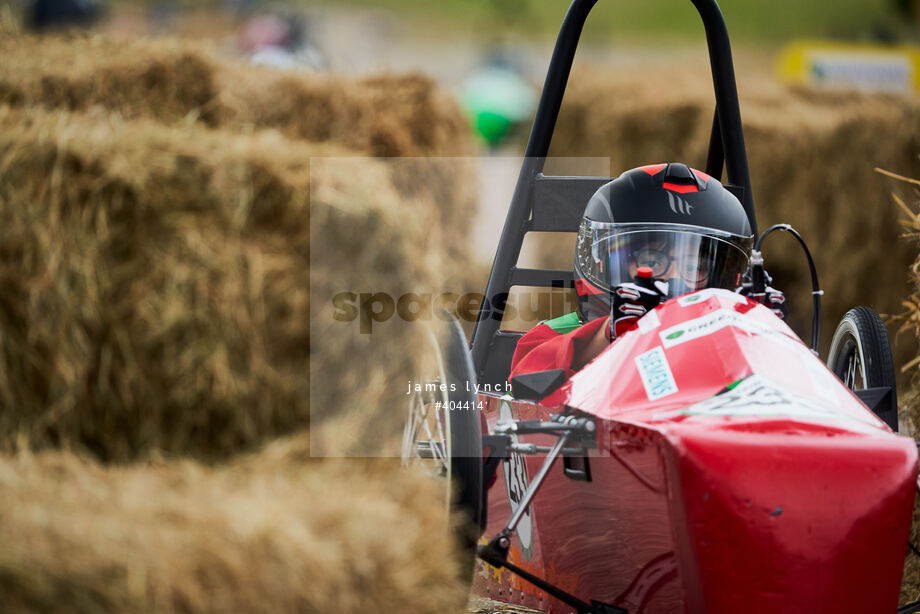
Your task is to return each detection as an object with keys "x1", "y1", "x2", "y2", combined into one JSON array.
[{"x1": 753, "y1": 224, "x2": 822, "y2": 354}]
